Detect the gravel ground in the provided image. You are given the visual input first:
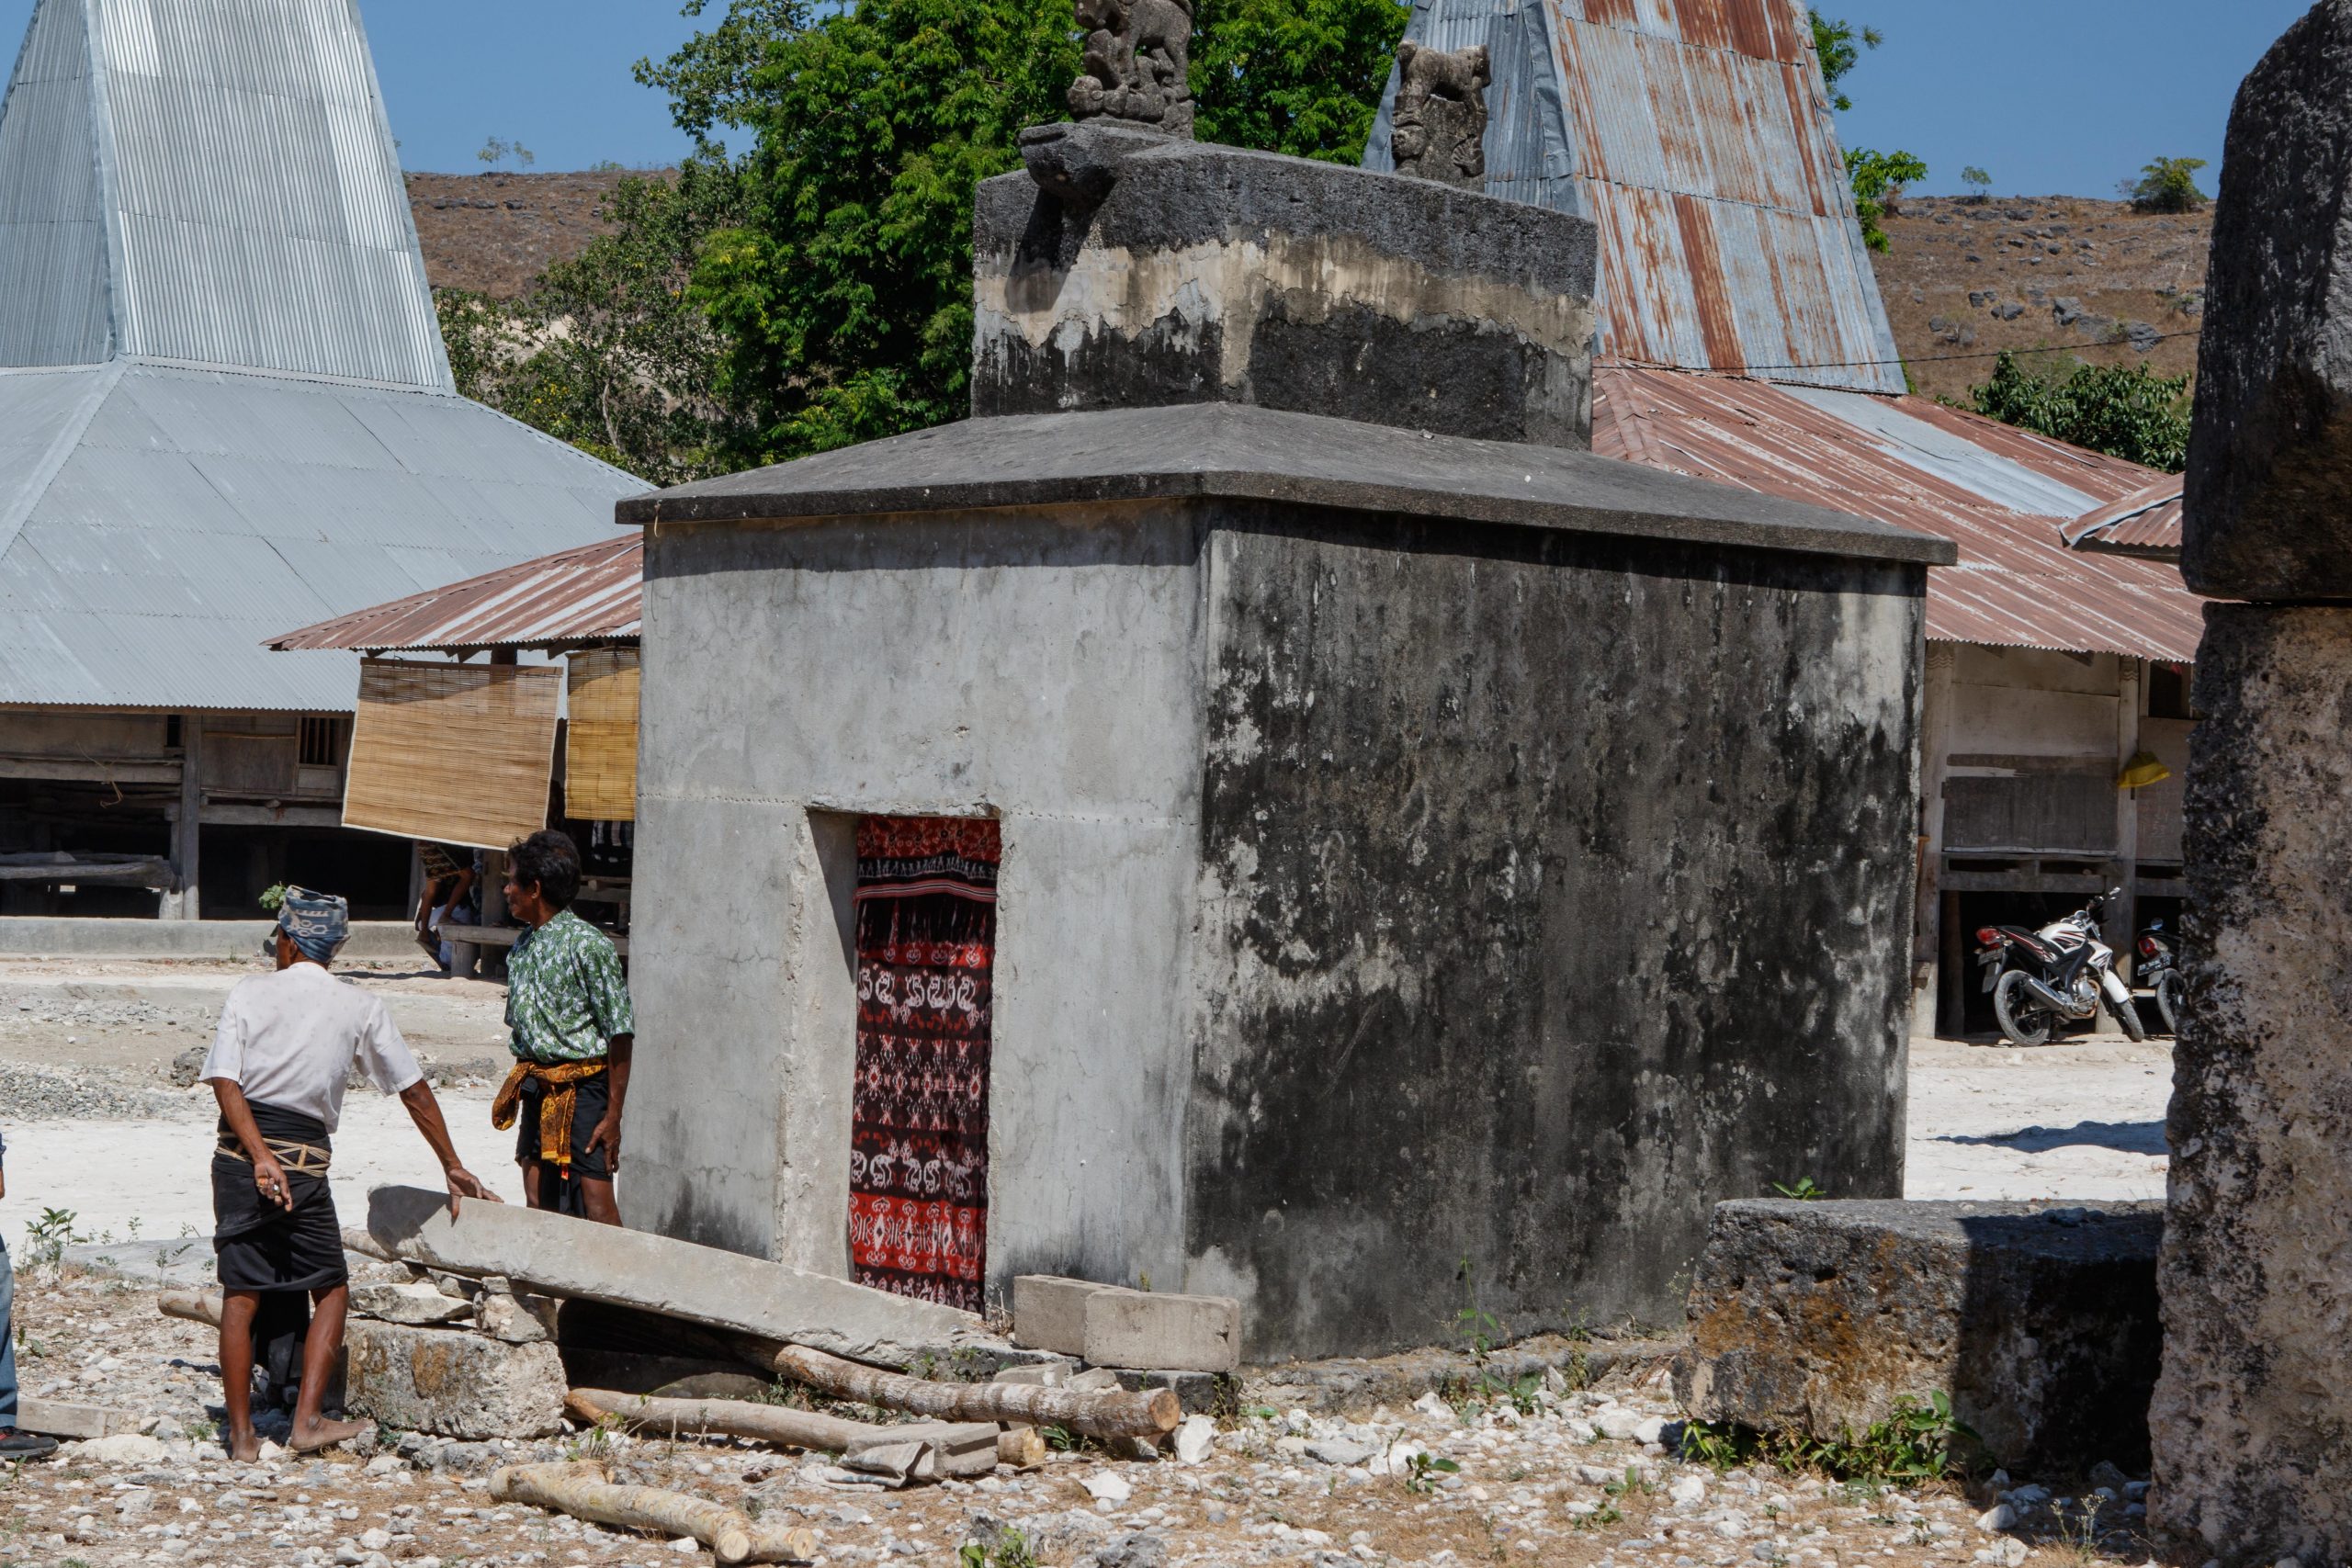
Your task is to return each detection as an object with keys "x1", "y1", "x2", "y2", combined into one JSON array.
[{"x1": 0, "y1": 1265, "x2": 2157, "y2": 1568}]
